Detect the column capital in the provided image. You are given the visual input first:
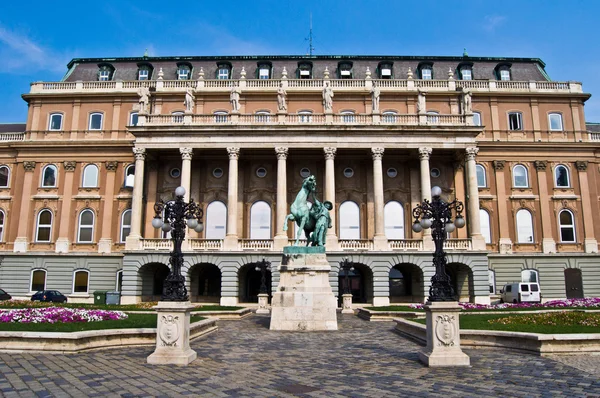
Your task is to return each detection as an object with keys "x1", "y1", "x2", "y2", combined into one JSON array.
[
  {"x1": 493, "y1": 160, "x2": 505, "y2": 171},
  {"x1": 105, "y1": 161, "x2": 118, "y2": 171},
  {"x1": 371, "y1": 147, "x2": 384, "y2": 161},
  {"x1": 534, "y1": 160, "x2": 547, "y2": 171},
  {"x1": 275, "y1": 147, "x2": 289, "y2": 160},
  {"x1": 63, "y1": 161, "x2": 77, "y2": 172},
  {"x1": 23, "y1": 161, "x2": 36, "y2": 172},
  {"x1": 418, "y1": 147, "x2": 432, "y2": 160},
  {"x1": 133, "y1": 147, "x2": 146, "y2": 161},
  {"x1": 227, "y1": 147, "x2": 240, "y2": 160},
  {"x1": 576, "y1": 160, "x2": 588, "y2": 171},
  {"x1": 180, "y1": 147, "x2": 193, "y2": 160},
  {"x1": 324, "y1": 147, "x2": 337, "y2": 160},
  {"x1": 465, "y1": 147, "x2": 479, "y2": 161}
]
